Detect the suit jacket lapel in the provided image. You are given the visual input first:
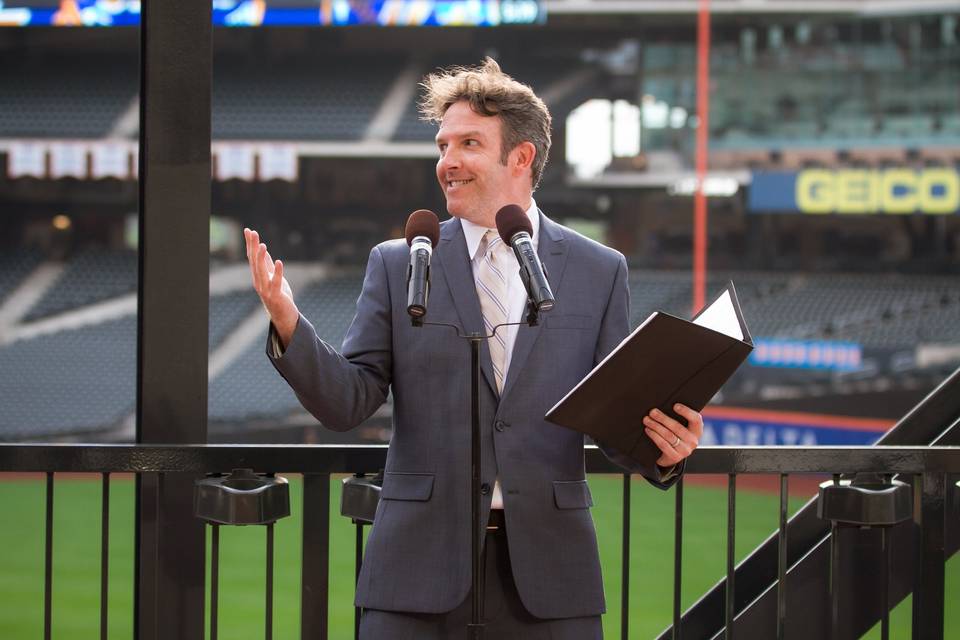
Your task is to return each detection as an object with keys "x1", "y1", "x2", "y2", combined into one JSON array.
[
  {"x1": 500, "y1": 211, "x2": 569, "y2": 404},
  {"x1": 434, "y1": 218, "x2": 499, "y2": 397}
]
